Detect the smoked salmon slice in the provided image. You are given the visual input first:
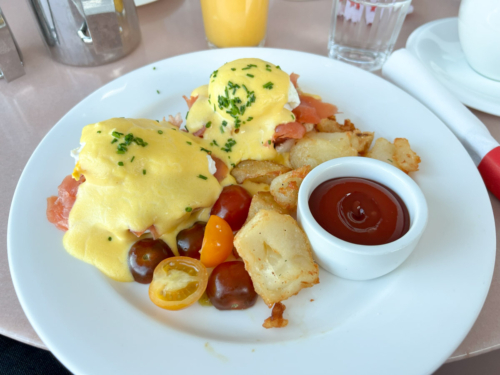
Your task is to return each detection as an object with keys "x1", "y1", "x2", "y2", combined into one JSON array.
[
  {"x1": 130, "y1": 225, "x2": 160, "y2": 240},
  {"x1": 46, "y1": 175, "x2": 85, "y2": 231},
  {"x1": 183, "y1": 95, "x2": 199, "y2": 109},
  {"x1": 273, "y1": 122, "x2": 306, "y2": 143},
  {"x1": 290, "y1": 73, "x2": 338, "y2": 125},
  {"x1": 211, "y1": 155, "x2": 228, "y2": 182}
]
